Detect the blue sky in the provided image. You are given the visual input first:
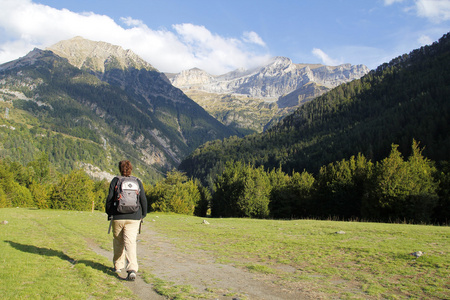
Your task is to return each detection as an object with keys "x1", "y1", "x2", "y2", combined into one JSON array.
[{"x1": 0, "y1": 0, "x2": 449, "y2": 74}]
